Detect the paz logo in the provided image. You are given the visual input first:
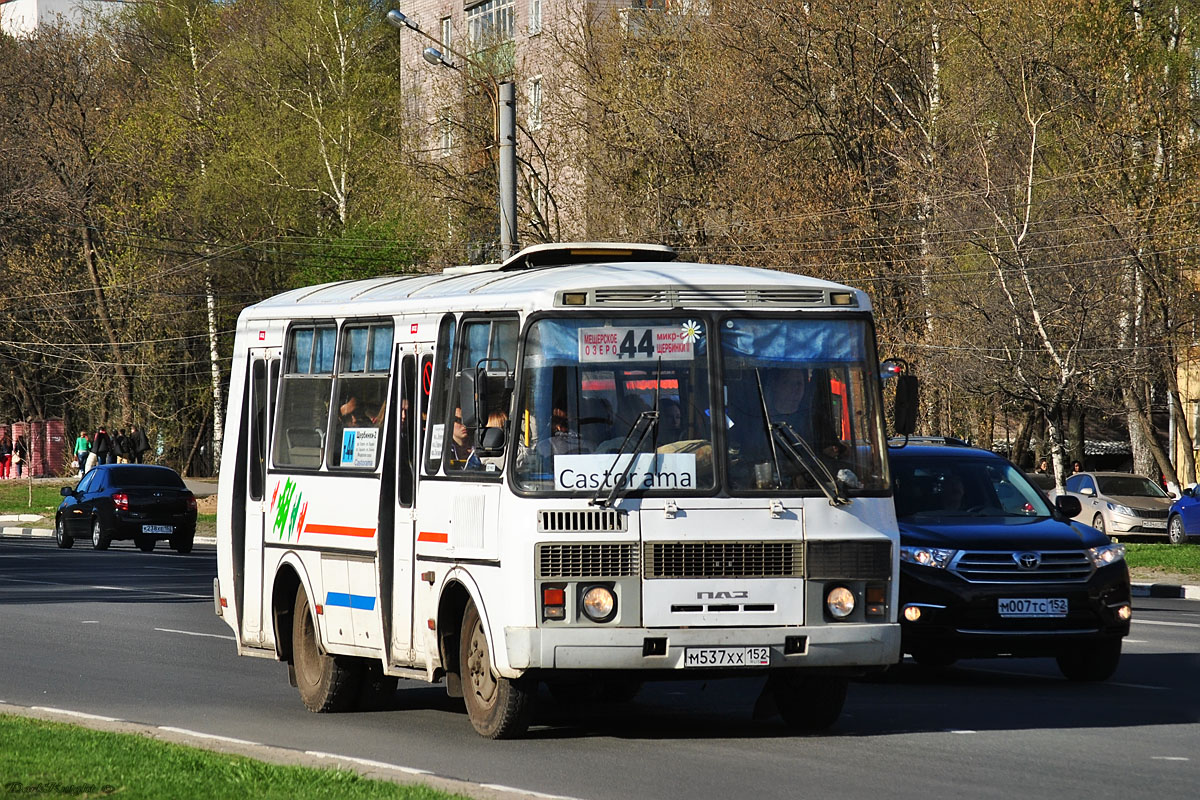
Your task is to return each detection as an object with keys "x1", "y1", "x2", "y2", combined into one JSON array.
[{"x1": 270, "y1": 478, "x2": 307, "y2": 541}]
